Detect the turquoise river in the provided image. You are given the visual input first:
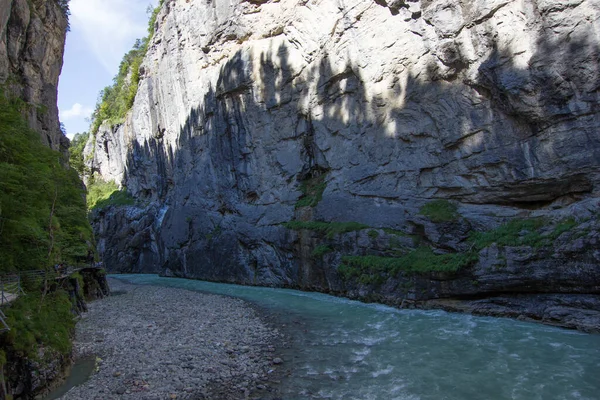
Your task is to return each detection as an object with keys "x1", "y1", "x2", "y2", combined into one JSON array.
[{"x1": 115, "y1": 274, "x2": 600, "y2": 400}]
